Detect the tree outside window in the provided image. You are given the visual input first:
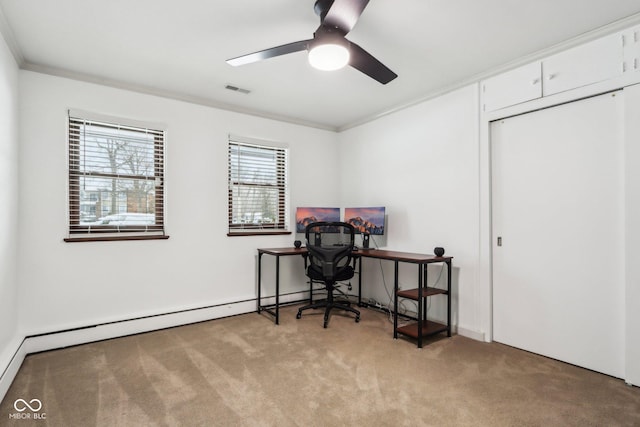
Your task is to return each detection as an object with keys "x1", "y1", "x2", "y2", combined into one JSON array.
[
  {"x1": 228, "y1": 137, "x2": 288, "y2": 235},
  {"x1": 67, "y1": 115, "x2": 165, "y2": 239}
]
